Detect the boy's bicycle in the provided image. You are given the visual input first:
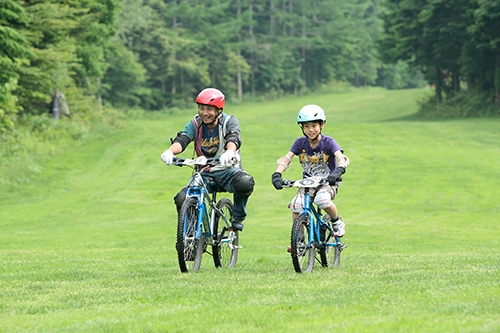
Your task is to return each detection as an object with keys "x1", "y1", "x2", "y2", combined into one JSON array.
[
  {"x1": 171, "y1": 156, "x2": 240, "y2": 273},
  {"x1": 283, "y1": 177, "x2": 346, "y2": 273}
]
